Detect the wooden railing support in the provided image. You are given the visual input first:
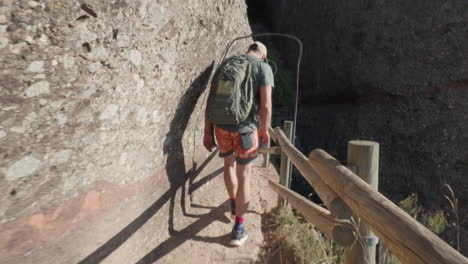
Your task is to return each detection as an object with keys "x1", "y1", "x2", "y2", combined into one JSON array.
[
  {"x1": 261, "y1": 126, "x2": 276, "y2": 167},
  {"x1": 261, "y1": 136, "x2": 271, "y2": 167},
  {"x1": 272, "y1": 127, "x2": 352, "y2": 218},
  {"x1": 268, "y1": 126, "x2": 277, "y2": 143},
  {"x1": 308, "y1": 149, "x2": 468, "y2": 264},
  {"x1": 280, "y1": 121, "x2": 293, "y2": 189},
  {"x1": 269, "y1": 180, "x2": 356, "y2": 247},
  {"x1": 344, "y1": 141, "x2": 379, "y2": 264},
  {"x1": 259, "y1": 147, "x2": 281, "y2": 155},
  {"x1": 277, "y1": 121, "x2": 293, "y2": 207}
]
